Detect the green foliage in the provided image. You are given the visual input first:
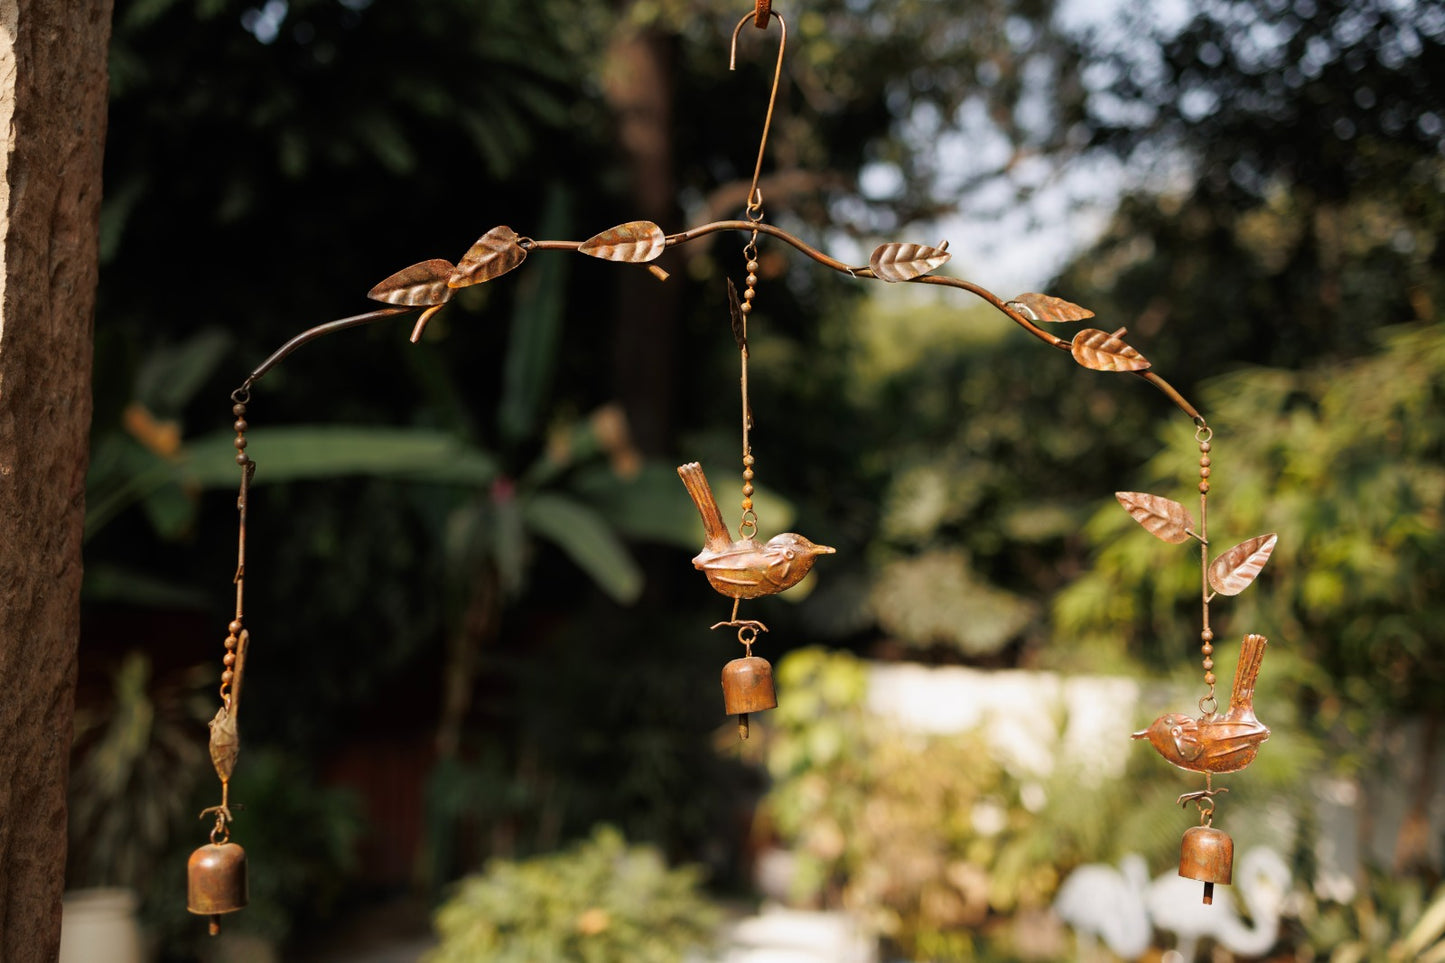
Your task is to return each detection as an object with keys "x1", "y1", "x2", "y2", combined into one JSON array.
[
  {"x1": 760, "y1": 648, "x2": 1197, "y2": 961},
  {"x1": 1299, "y1": 873, "x2": 1445, "y2": 962},
  {"x1": 66, "y1": 650, "x2": 363, "y2": 955},
  {"x1": 426, "y1": 825, "x2": 721, "y2": 963},
  {"x1": 521, "y1": 492, "x2": 643, "y2": 603},
  {"x1": 789, "y1": 289, "x2": 1154, "y2": 662},
  {"x1": 145, "y1": 748, "x2": 365, "y2": 954},
  {"x1": 67, "y1": 653, "x2": 214, "y2": 891},
  {"x1": 1057, "y1": 324, "x2": 1445, "y2": 728},
  {"x1": 88, "y1": 422, "x2": 500, "y2": 539},
  {"x1": 209, "y1": 749, "x2": 364, "y2": 942},
  {"x1": 1066, "y1": 0, "x2": 1443, "y2": 375},
  {"x1": 558, "y1": 0, "x2": 1091, "y2": 230},
  {"x1": 84, "y1": 0, "x2": 1445, "y2": 950},
  {"x1": 1088, "y1": 0, "x2": 1443, "y2": 206},
  {"x1": 869, "y1": 548, "x2": 1036, "y2": 657}
]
